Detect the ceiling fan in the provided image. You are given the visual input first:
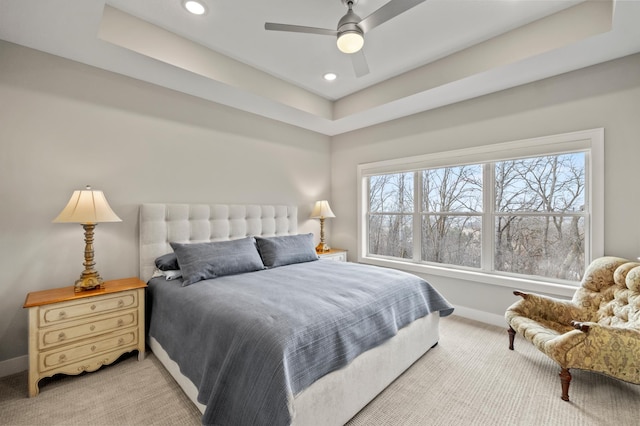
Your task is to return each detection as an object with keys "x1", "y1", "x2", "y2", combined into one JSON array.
[{"x1": 265, "y1": 0, "x2": 426, "y2": 78}]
